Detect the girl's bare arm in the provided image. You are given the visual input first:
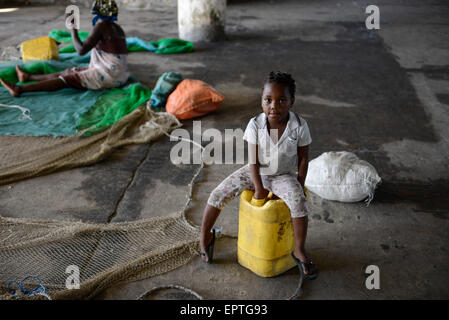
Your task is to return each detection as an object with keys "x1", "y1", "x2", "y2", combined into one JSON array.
[
  {"x1": 248, "y1": 143, "x2": 270, "y2": 199},
  {"x1": 297, "y1": 145, "x2": 309, "y2": 190}
]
